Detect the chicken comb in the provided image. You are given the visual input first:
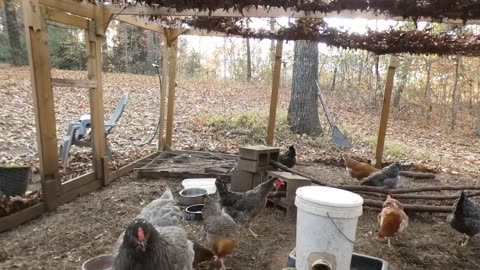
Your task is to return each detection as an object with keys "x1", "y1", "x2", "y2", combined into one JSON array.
[
  {"x1": 275, "y1": 179, "x2": 285, "y2": 190},
  {"x1": 137, "y1": 227, "x2": 145, "y2": 241}
]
